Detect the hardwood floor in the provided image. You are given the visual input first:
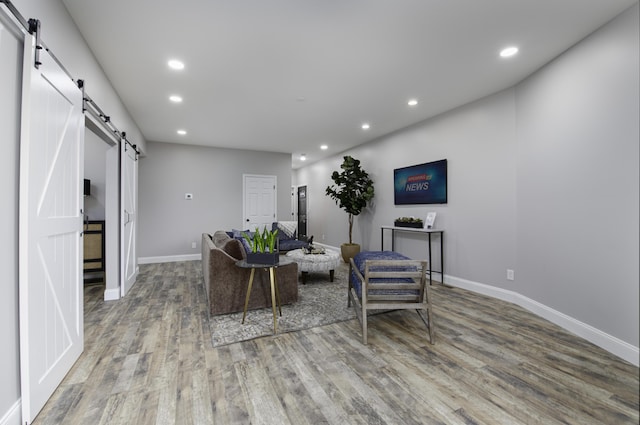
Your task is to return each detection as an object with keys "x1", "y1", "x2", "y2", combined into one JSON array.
[{"x1": 34, "y1": 261, "x2": 639, "y2": 424}]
